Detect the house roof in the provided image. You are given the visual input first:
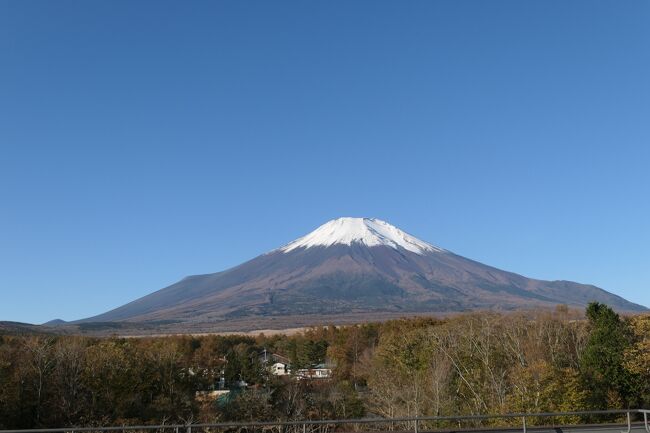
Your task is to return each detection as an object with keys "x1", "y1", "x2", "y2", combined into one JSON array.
[{"x1": 259, "y1": 351, "x2": 291, "y2": 364}]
